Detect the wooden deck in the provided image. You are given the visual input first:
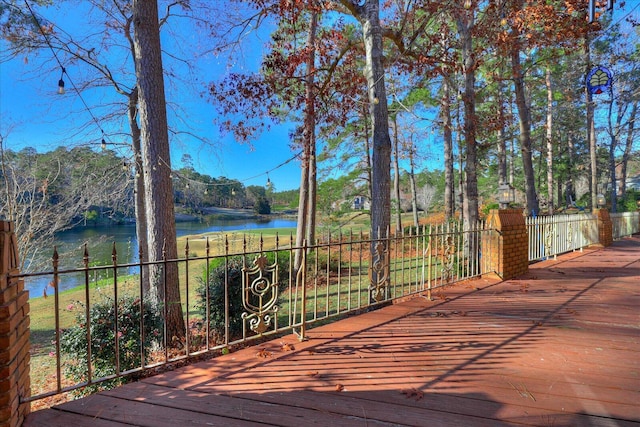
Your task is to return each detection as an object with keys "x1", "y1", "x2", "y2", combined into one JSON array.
[{"x1": 25, "y1": 235, "x2": 640, "y2": 426}]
